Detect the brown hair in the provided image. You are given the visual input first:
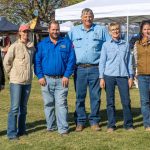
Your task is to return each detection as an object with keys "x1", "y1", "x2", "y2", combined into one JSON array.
[
  {"x1": 138, "y1": 20, "x2": 150, "y2": 42},
  {"x1": 48, "y1": 20, "x2": 60, "y2": 29}
]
